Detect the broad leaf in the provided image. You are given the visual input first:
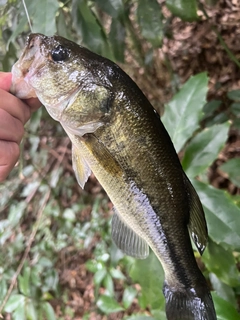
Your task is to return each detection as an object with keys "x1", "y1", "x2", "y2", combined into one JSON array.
[
  {"x1": 4, "y1": 294, "x2": 25, "y2": 313},
  {"x1": 162, "y1": 73, "x2": 208, "y2": 153},
  {"x1": 122, "y1": 286, "x2": 137, "y2": 309},
  {"x1": 71, "y1": 0, "x2": 113, "y2": 59},
  {"x1": 130, "y1": 250, "x2": 165, "y2": 310},
  {"x1": 103, "y1": 273, "x2": 114, "y2": 296},
  {"x1": 166, "y1": 0, "x2": 198, "y2": 21},
  {"x1": 96, "y1": 295, "x2": 124, "y2": 314},
  {"x1": 95, "y1": 0, "x2": 124, "y2": 18},
  {"x1": 94, "y1": 268, "x2": 107, "y2": 285},
  {"x1": 12, "y1": 303, "x2": 25, "y2": 320},
  {"x1": 151, "y1": 309, "x2": 167, "y2": 320},
  {"x1": 202, "y1": 240, "x2": 239, "y2": 287},
  {"x1": 209, "y1": 273, "x2": 237, "y2": 307},
  {"x1": 227, "y1": 89, "x2": 240, "y2": 101},
  {"x1": 41, "y1": 302, "x2": 57, "y2": 320},
  {"x1": 219, "y1": 158, "x2": 240, "y2": 188},
  {"x1": 18, "y1": 265, "x2": 31, "y2": 297},
  {"x1": 202, "y1": 100, "x2": 222, "y2": 121},
  {"x1": 136, "y1": 0, "x2": 163, "y2": 48},
  {"x1": 193, "y1": 180, "x2": 240, "y2": 251},
  {"x1": 109, "y1": 18, "x2": 126, "y2": 62},
  {"x1": 212, "y1": 293, "x2": 240, "y2": 320},
  {"x1": 25, "y1": 300, "x2": 38, "y2": 320},
  {"x1": 56, "y1": 8, "x2": 72, "y2": 40},
  {"x1": 31, "y1": 0, "x2": 59, "y2": 35},
  {"x1": 182, "y1": 122, "x2": 230, "y2": 178}
]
